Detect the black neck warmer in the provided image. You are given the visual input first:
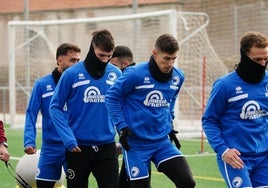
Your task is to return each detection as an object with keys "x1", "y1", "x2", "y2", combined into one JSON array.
[
  {"x1": 148, "y1": 55, "x2": 172, "y2": 82},
  {"x1": 122, "y1": 62, "x2": 136, "y2": 72},
  {"x1": 52, "y1": 67, "x2": 62, "y2": 84},
  {"x1": 84, "y1": 42, "x2": 108, "y2": 79},
  {"x1": 236, "y1": 53, "x2": 267, "y2": 84}
]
